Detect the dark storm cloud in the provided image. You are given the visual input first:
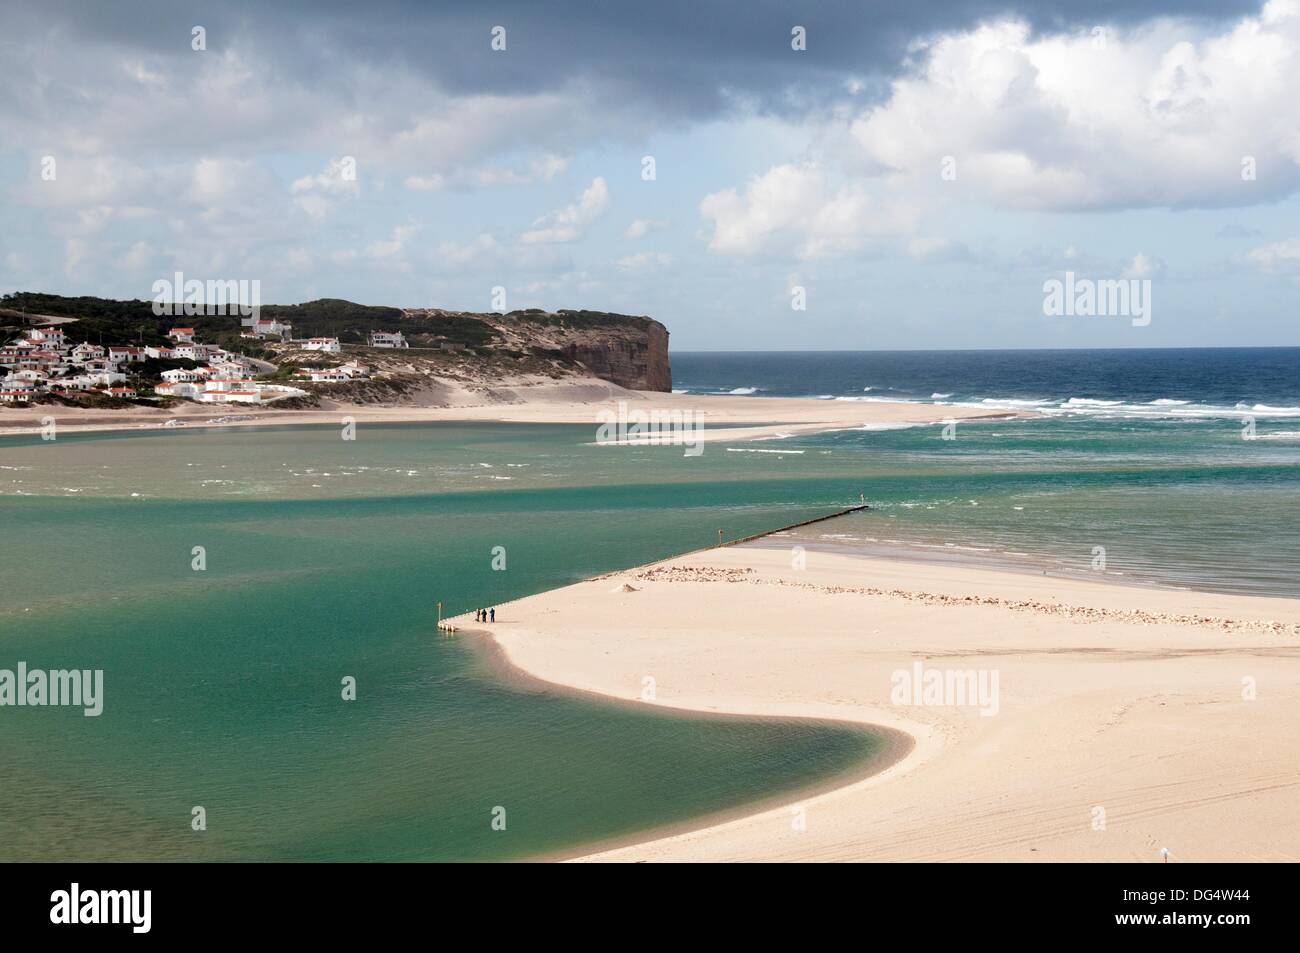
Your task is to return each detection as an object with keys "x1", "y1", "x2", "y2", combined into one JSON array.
[{"x1": 11, "y1": 0, "x2": 1263, "y2": 117}]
